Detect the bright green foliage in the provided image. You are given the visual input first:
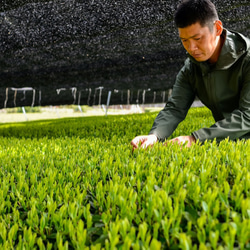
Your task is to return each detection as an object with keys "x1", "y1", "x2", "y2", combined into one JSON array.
[{"x1": 0, "y1": 107, "x2": 250, "y2": 249}]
